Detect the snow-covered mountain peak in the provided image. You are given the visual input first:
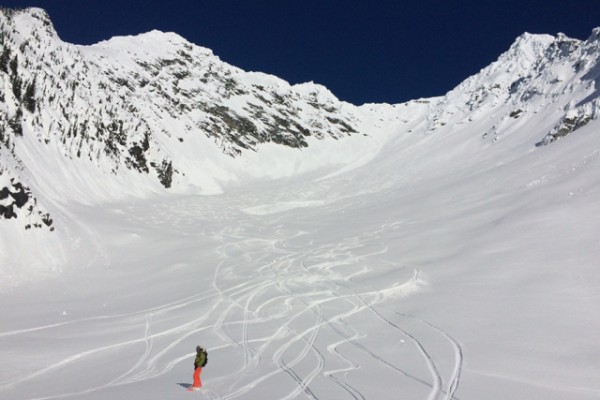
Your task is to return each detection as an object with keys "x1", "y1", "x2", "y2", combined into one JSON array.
[
  {"x1": 447, "y1": 32, "x2": 556, "y2": 96},
  {"x1": 90, "y1": 29, "x2": 214, "y2": 59},
  {"x1": 509, "y1": 32, "x2": 555, "y2": 60},
  {"x1": 0, "y1": 6, "x2": 50, "y2": 24},
  {"x1": 429, "y1": 29, "x2": 599, "y2": 133},
  {"x1": 0, "y1": 7, "x2": 58, "y2": 43}
]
